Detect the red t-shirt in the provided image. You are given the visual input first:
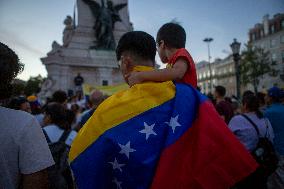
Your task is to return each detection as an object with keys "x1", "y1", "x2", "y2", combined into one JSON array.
[{"x1": 168, "y1": 48, "x2": 197, "y2": 88}]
